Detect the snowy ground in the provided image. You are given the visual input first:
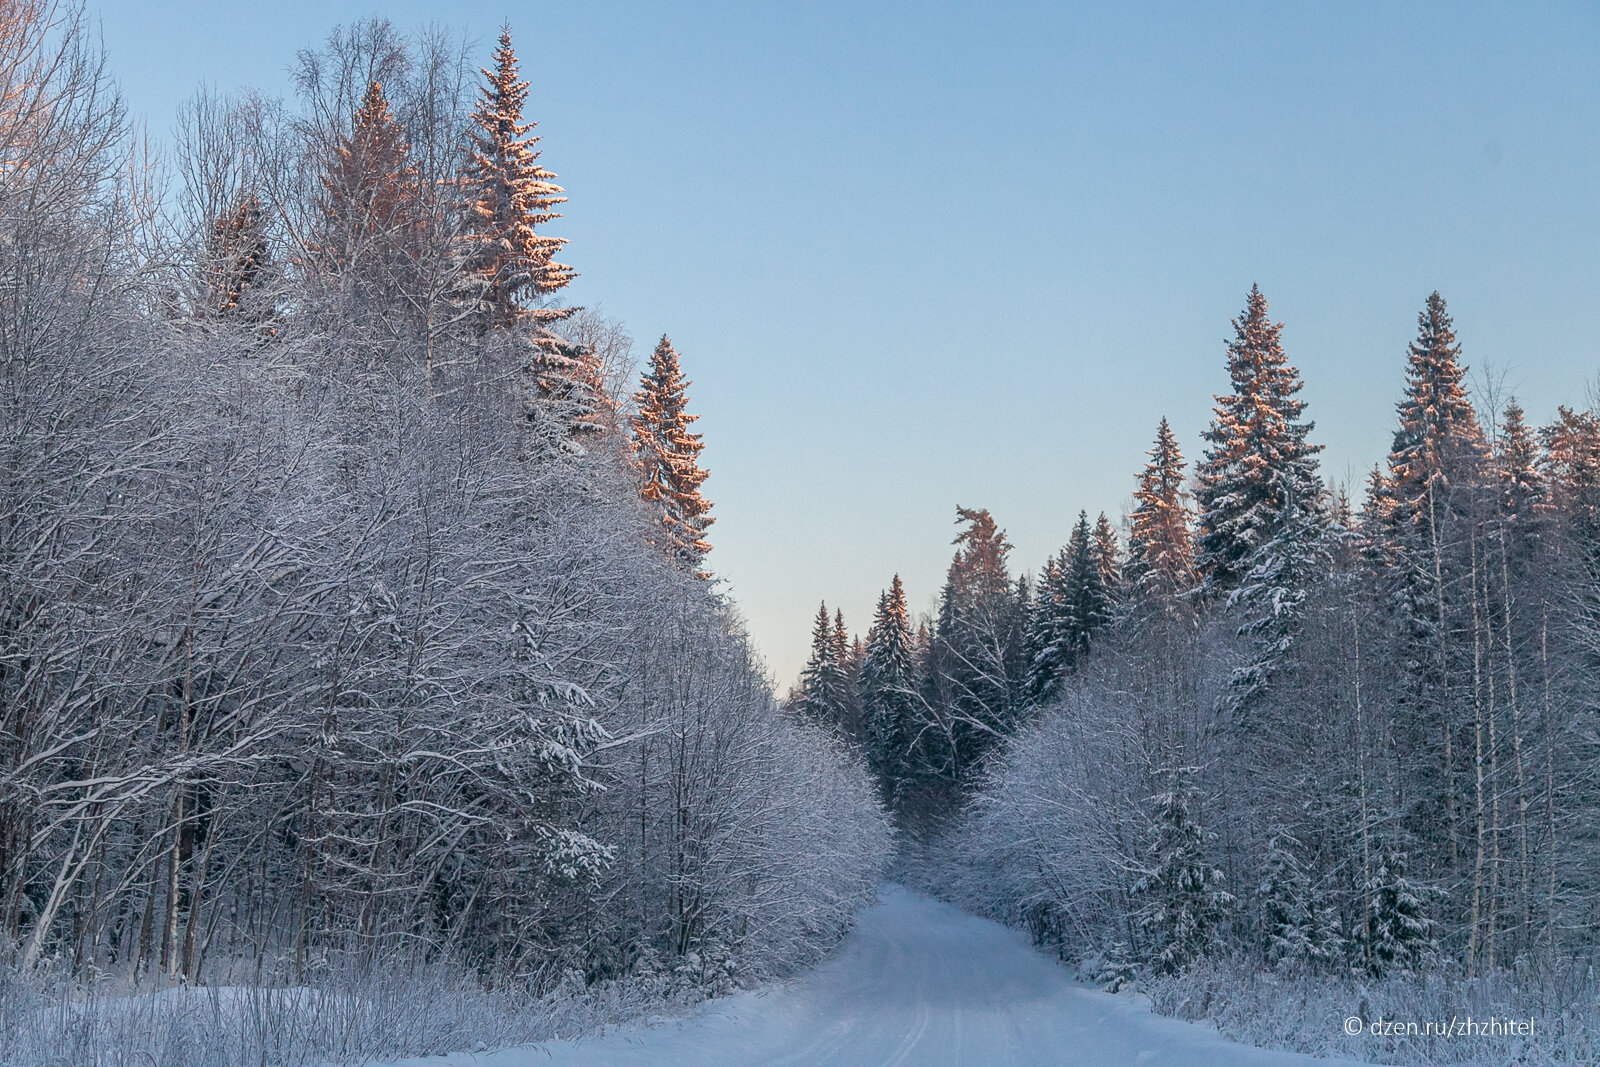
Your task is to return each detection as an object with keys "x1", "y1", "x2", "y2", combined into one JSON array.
[{"x1": 388, "y1": 885, "x2": 1371, "y2": 1067}]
